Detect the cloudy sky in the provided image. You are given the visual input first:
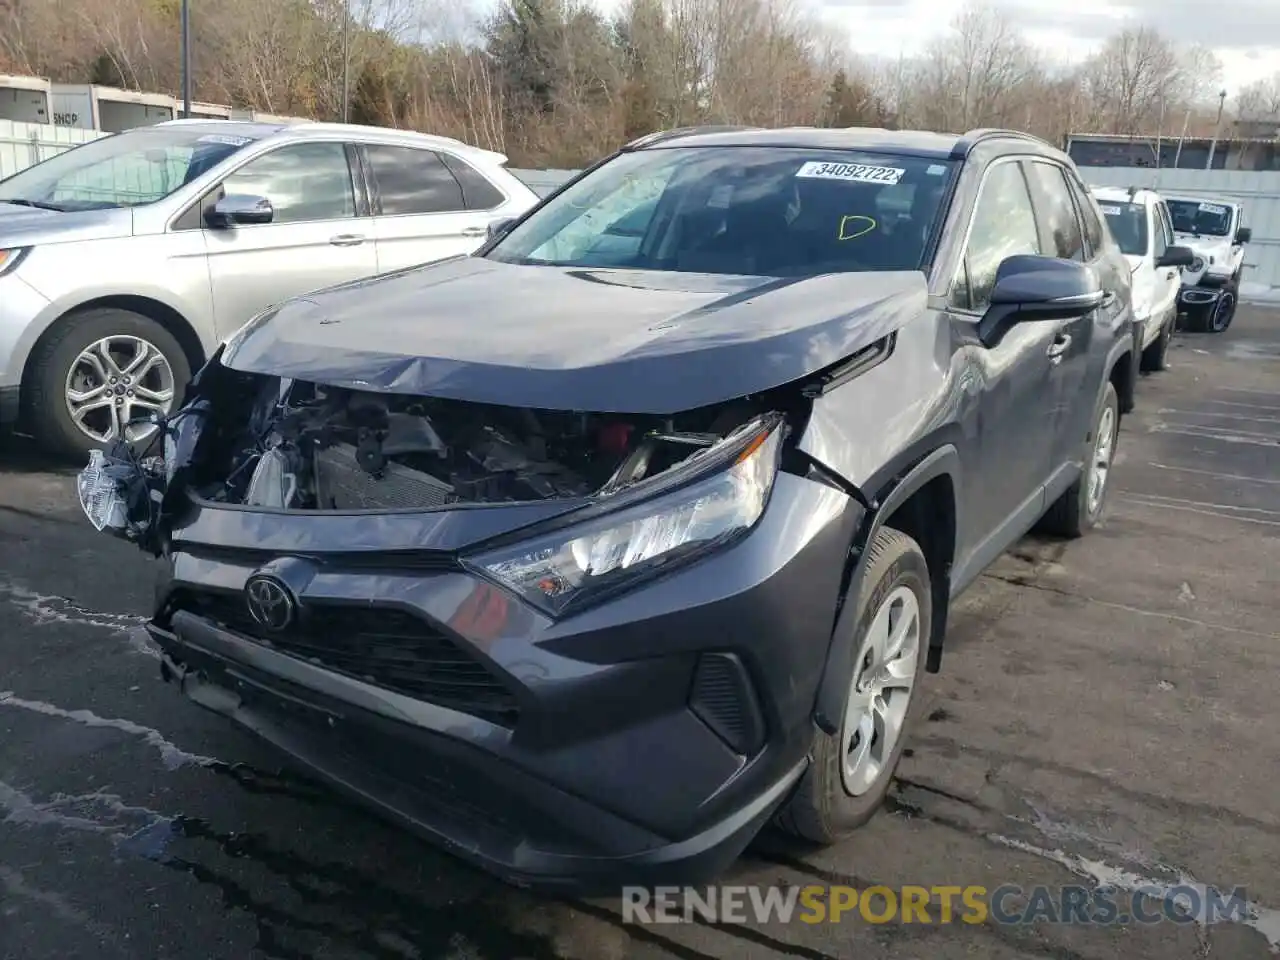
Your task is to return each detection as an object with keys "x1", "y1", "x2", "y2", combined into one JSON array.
[{"x1": 813, "y1": 0, "x2": 1280, "y2": 95}]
